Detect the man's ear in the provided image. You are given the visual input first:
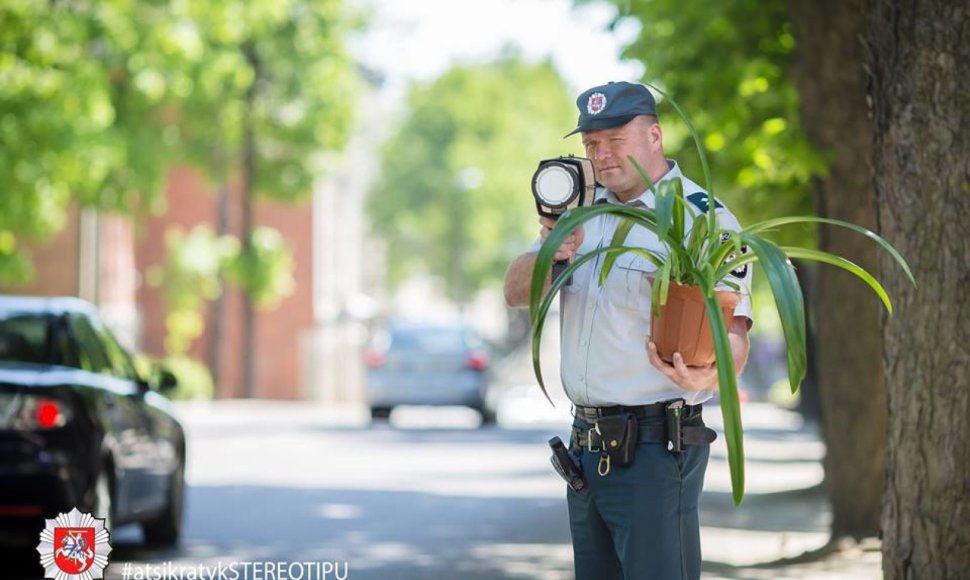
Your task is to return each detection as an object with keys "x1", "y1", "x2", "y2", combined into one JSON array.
[{"x1": 649, "y1": 123, "x2": 663, "y2": 151}]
